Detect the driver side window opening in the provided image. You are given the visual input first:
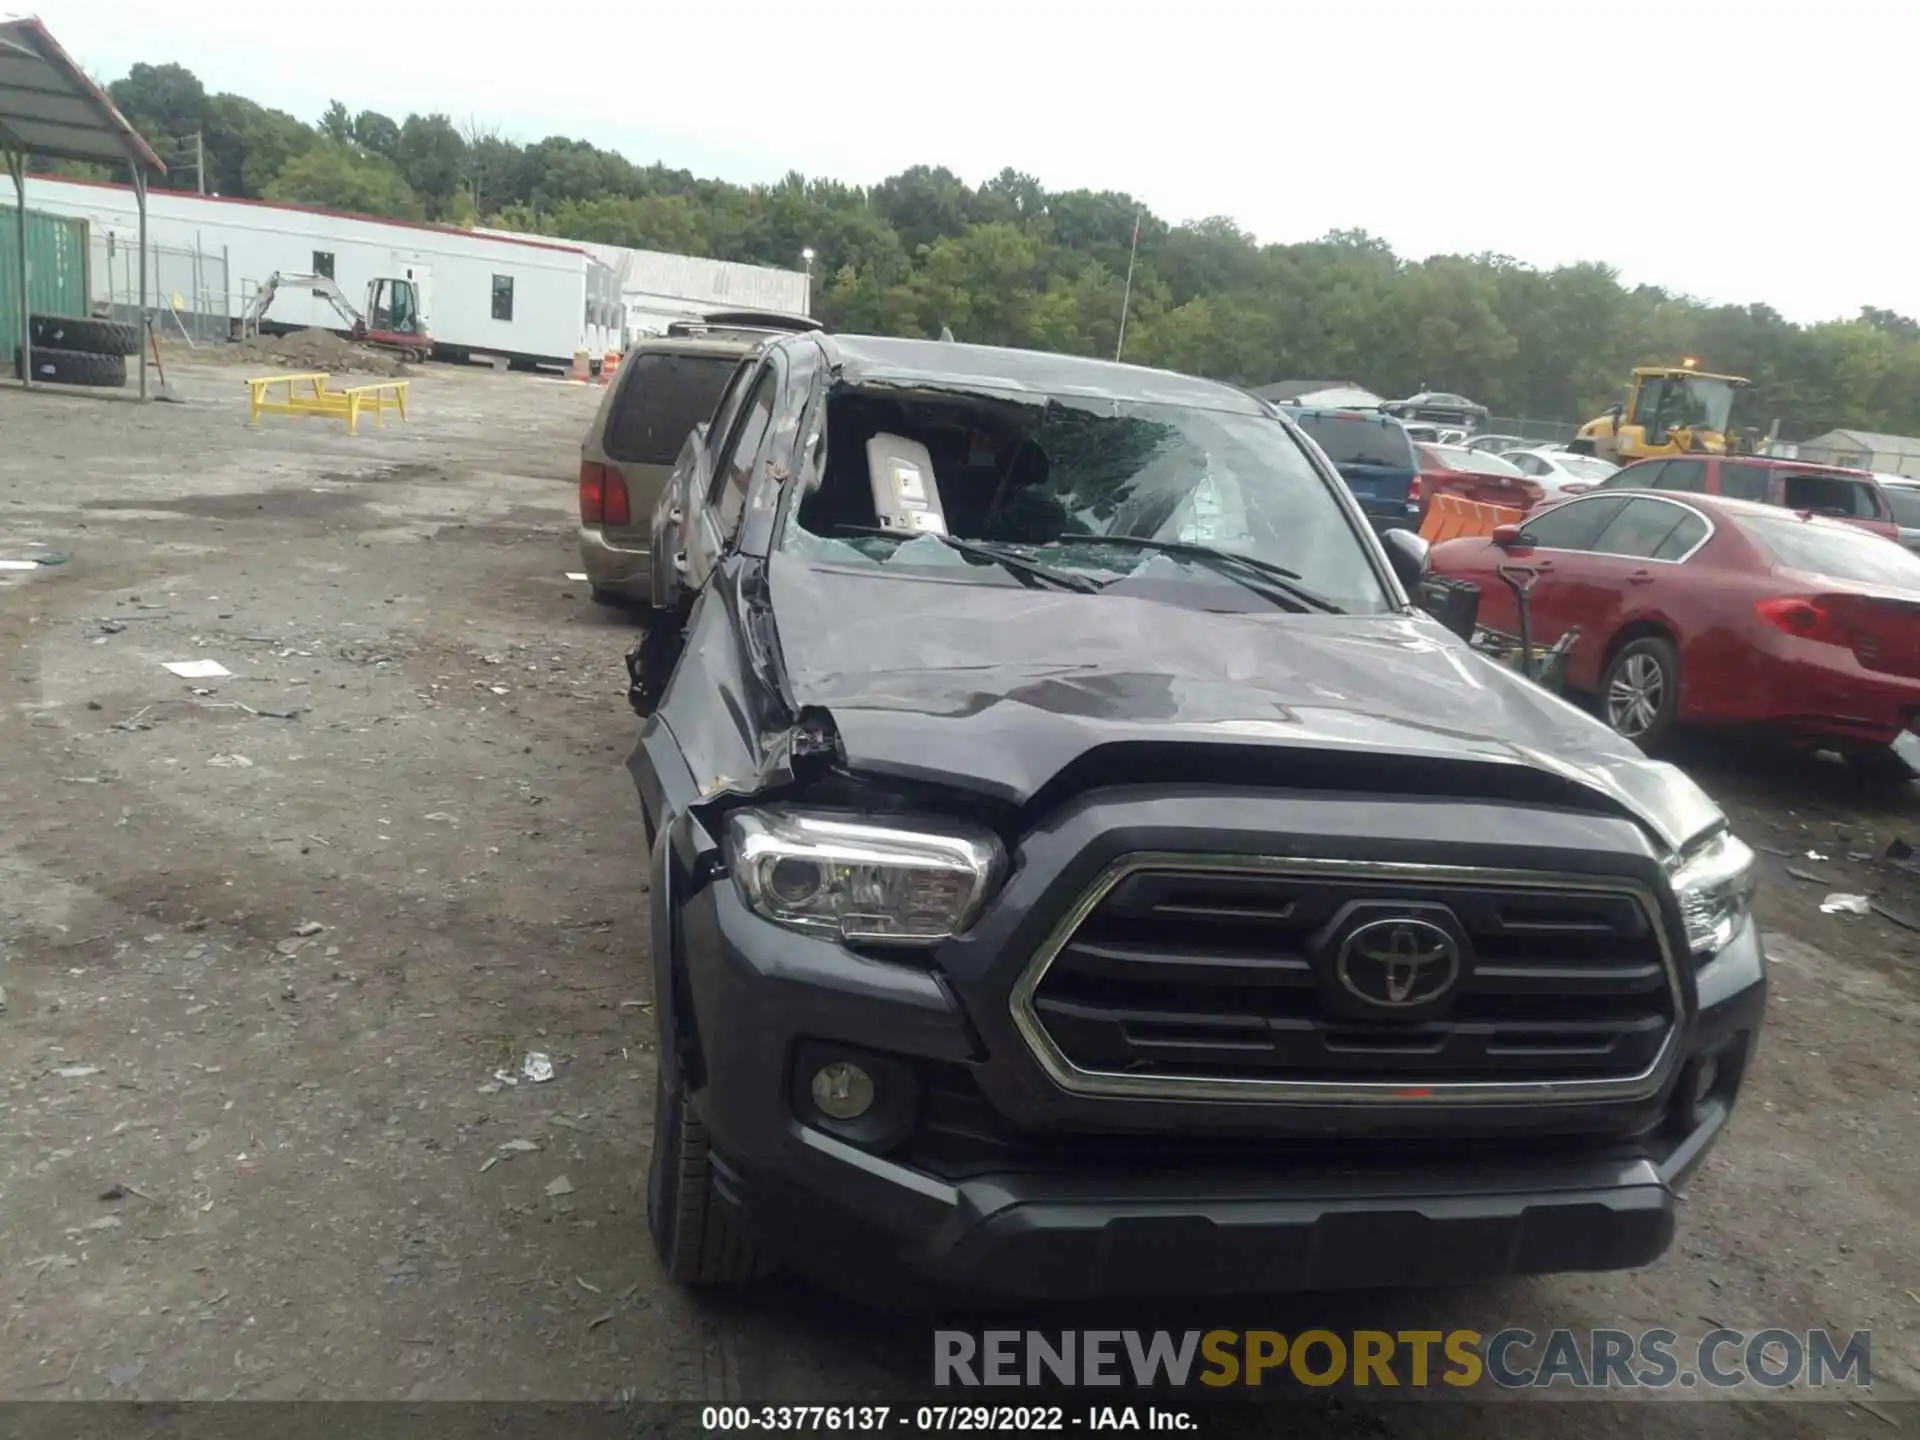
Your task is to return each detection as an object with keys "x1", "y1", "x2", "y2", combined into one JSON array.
[{"x1": 708, "y1": 370, "x2": 778, "y2": 538}]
